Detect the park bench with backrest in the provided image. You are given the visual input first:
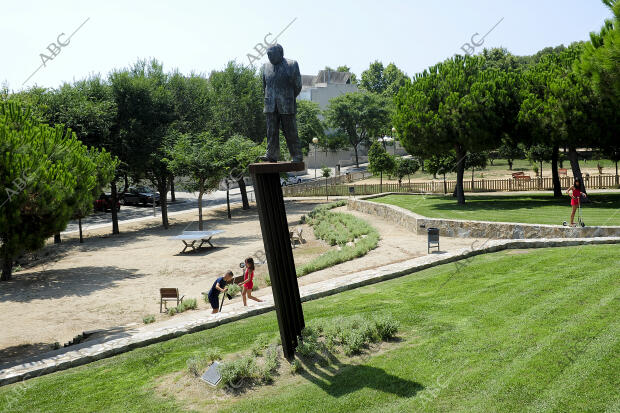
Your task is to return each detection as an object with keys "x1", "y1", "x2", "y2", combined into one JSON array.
[
  {"x1": 160, "y1": 288, "x2": 184, "y2": 312},
  {"x1": 558, "y1": 168, "x2": 568, "y2": 176}
]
